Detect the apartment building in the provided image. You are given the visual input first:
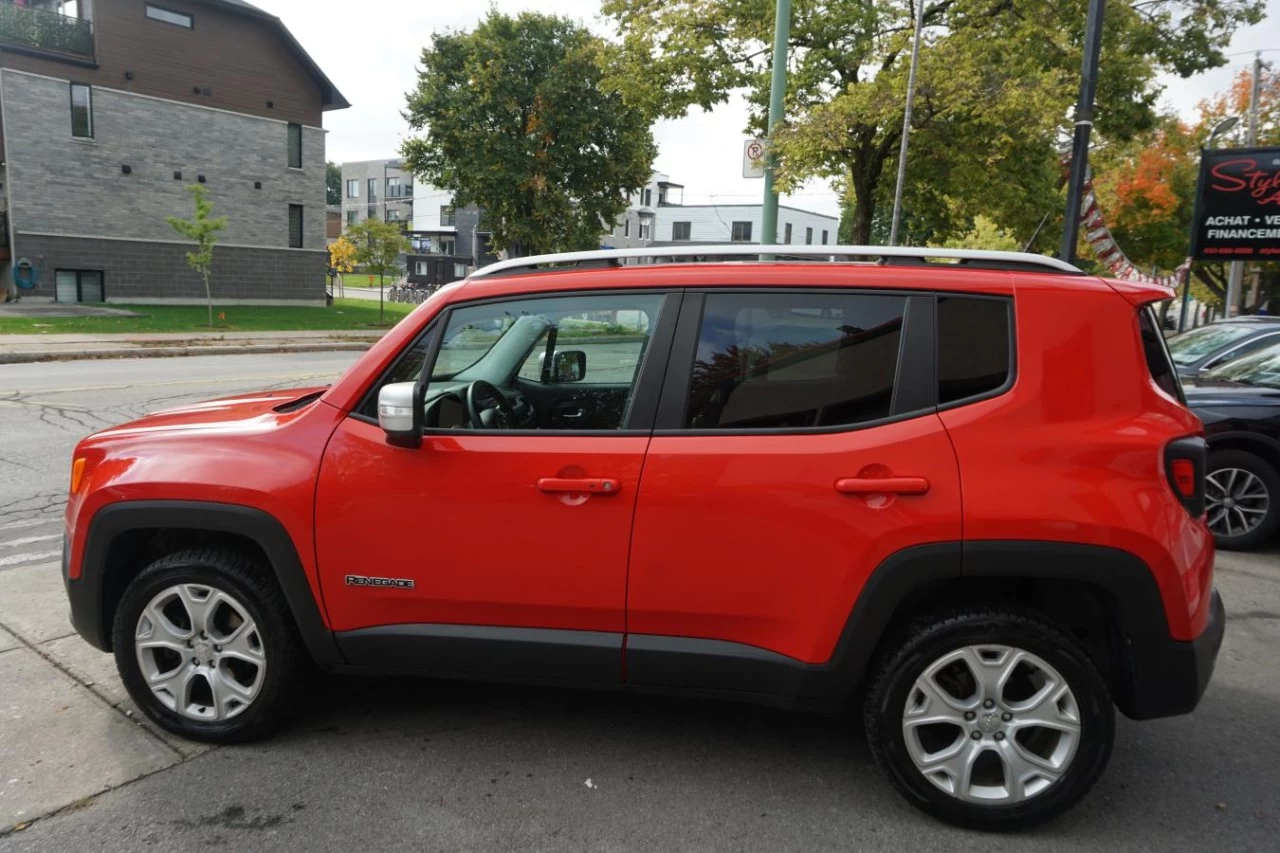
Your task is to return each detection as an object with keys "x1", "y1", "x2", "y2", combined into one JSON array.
[
  {"x1": 0, "y1": 0, "x2": 347, "y2": 304},
  {"x1": 605, "y1": 172, "x2": 838, "y2": 248},
  {"x1": 339, "y1": 158, "x2": 412, "y2": 228}
]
